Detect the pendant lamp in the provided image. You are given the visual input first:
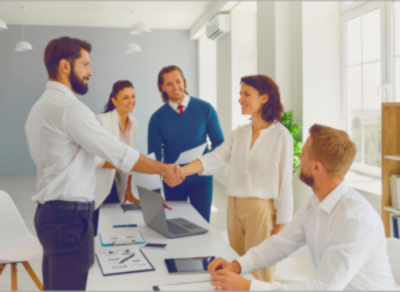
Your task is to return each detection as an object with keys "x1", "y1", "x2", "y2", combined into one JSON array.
[
  {"x1": 129, "y1": 22, "x2": 151, "y2": 35},
  {"x1": 0, "y1": 19, "x2": 7, "y2": 31},
  {"x1": 124, "y1": 43, "x2": 141, "y2": 54},
  {"x1": 15, "y1": 25, "x2": 32, "y2": 52},
  {"x1": 15, "y1": 7, "x2": 32, "y2": 52}
]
